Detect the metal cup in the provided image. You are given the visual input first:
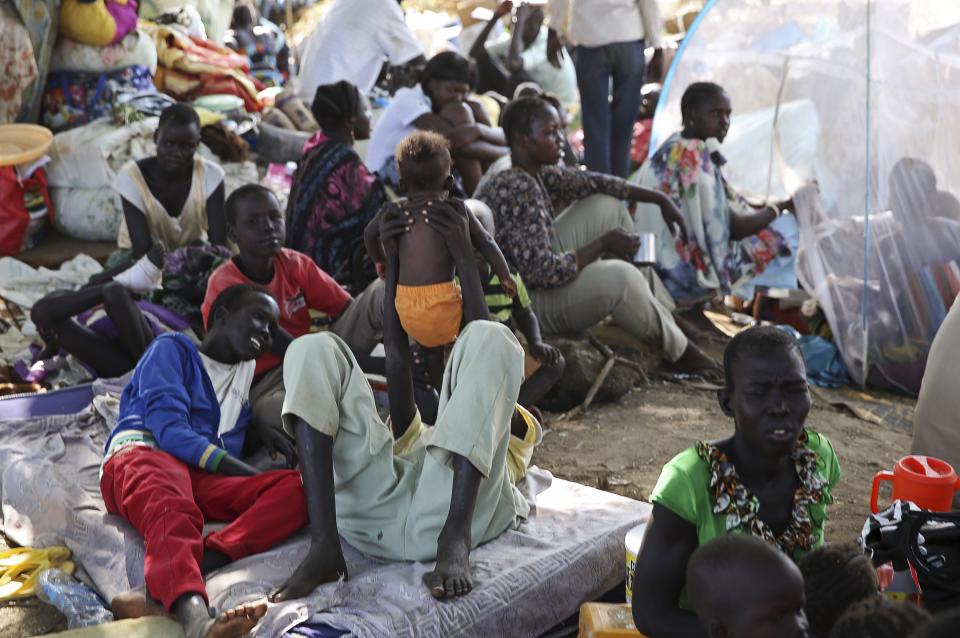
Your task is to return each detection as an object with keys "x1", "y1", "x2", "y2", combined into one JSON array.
[{"x1": 633, "y1": 232, "x2": 656, "y2": 265}]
